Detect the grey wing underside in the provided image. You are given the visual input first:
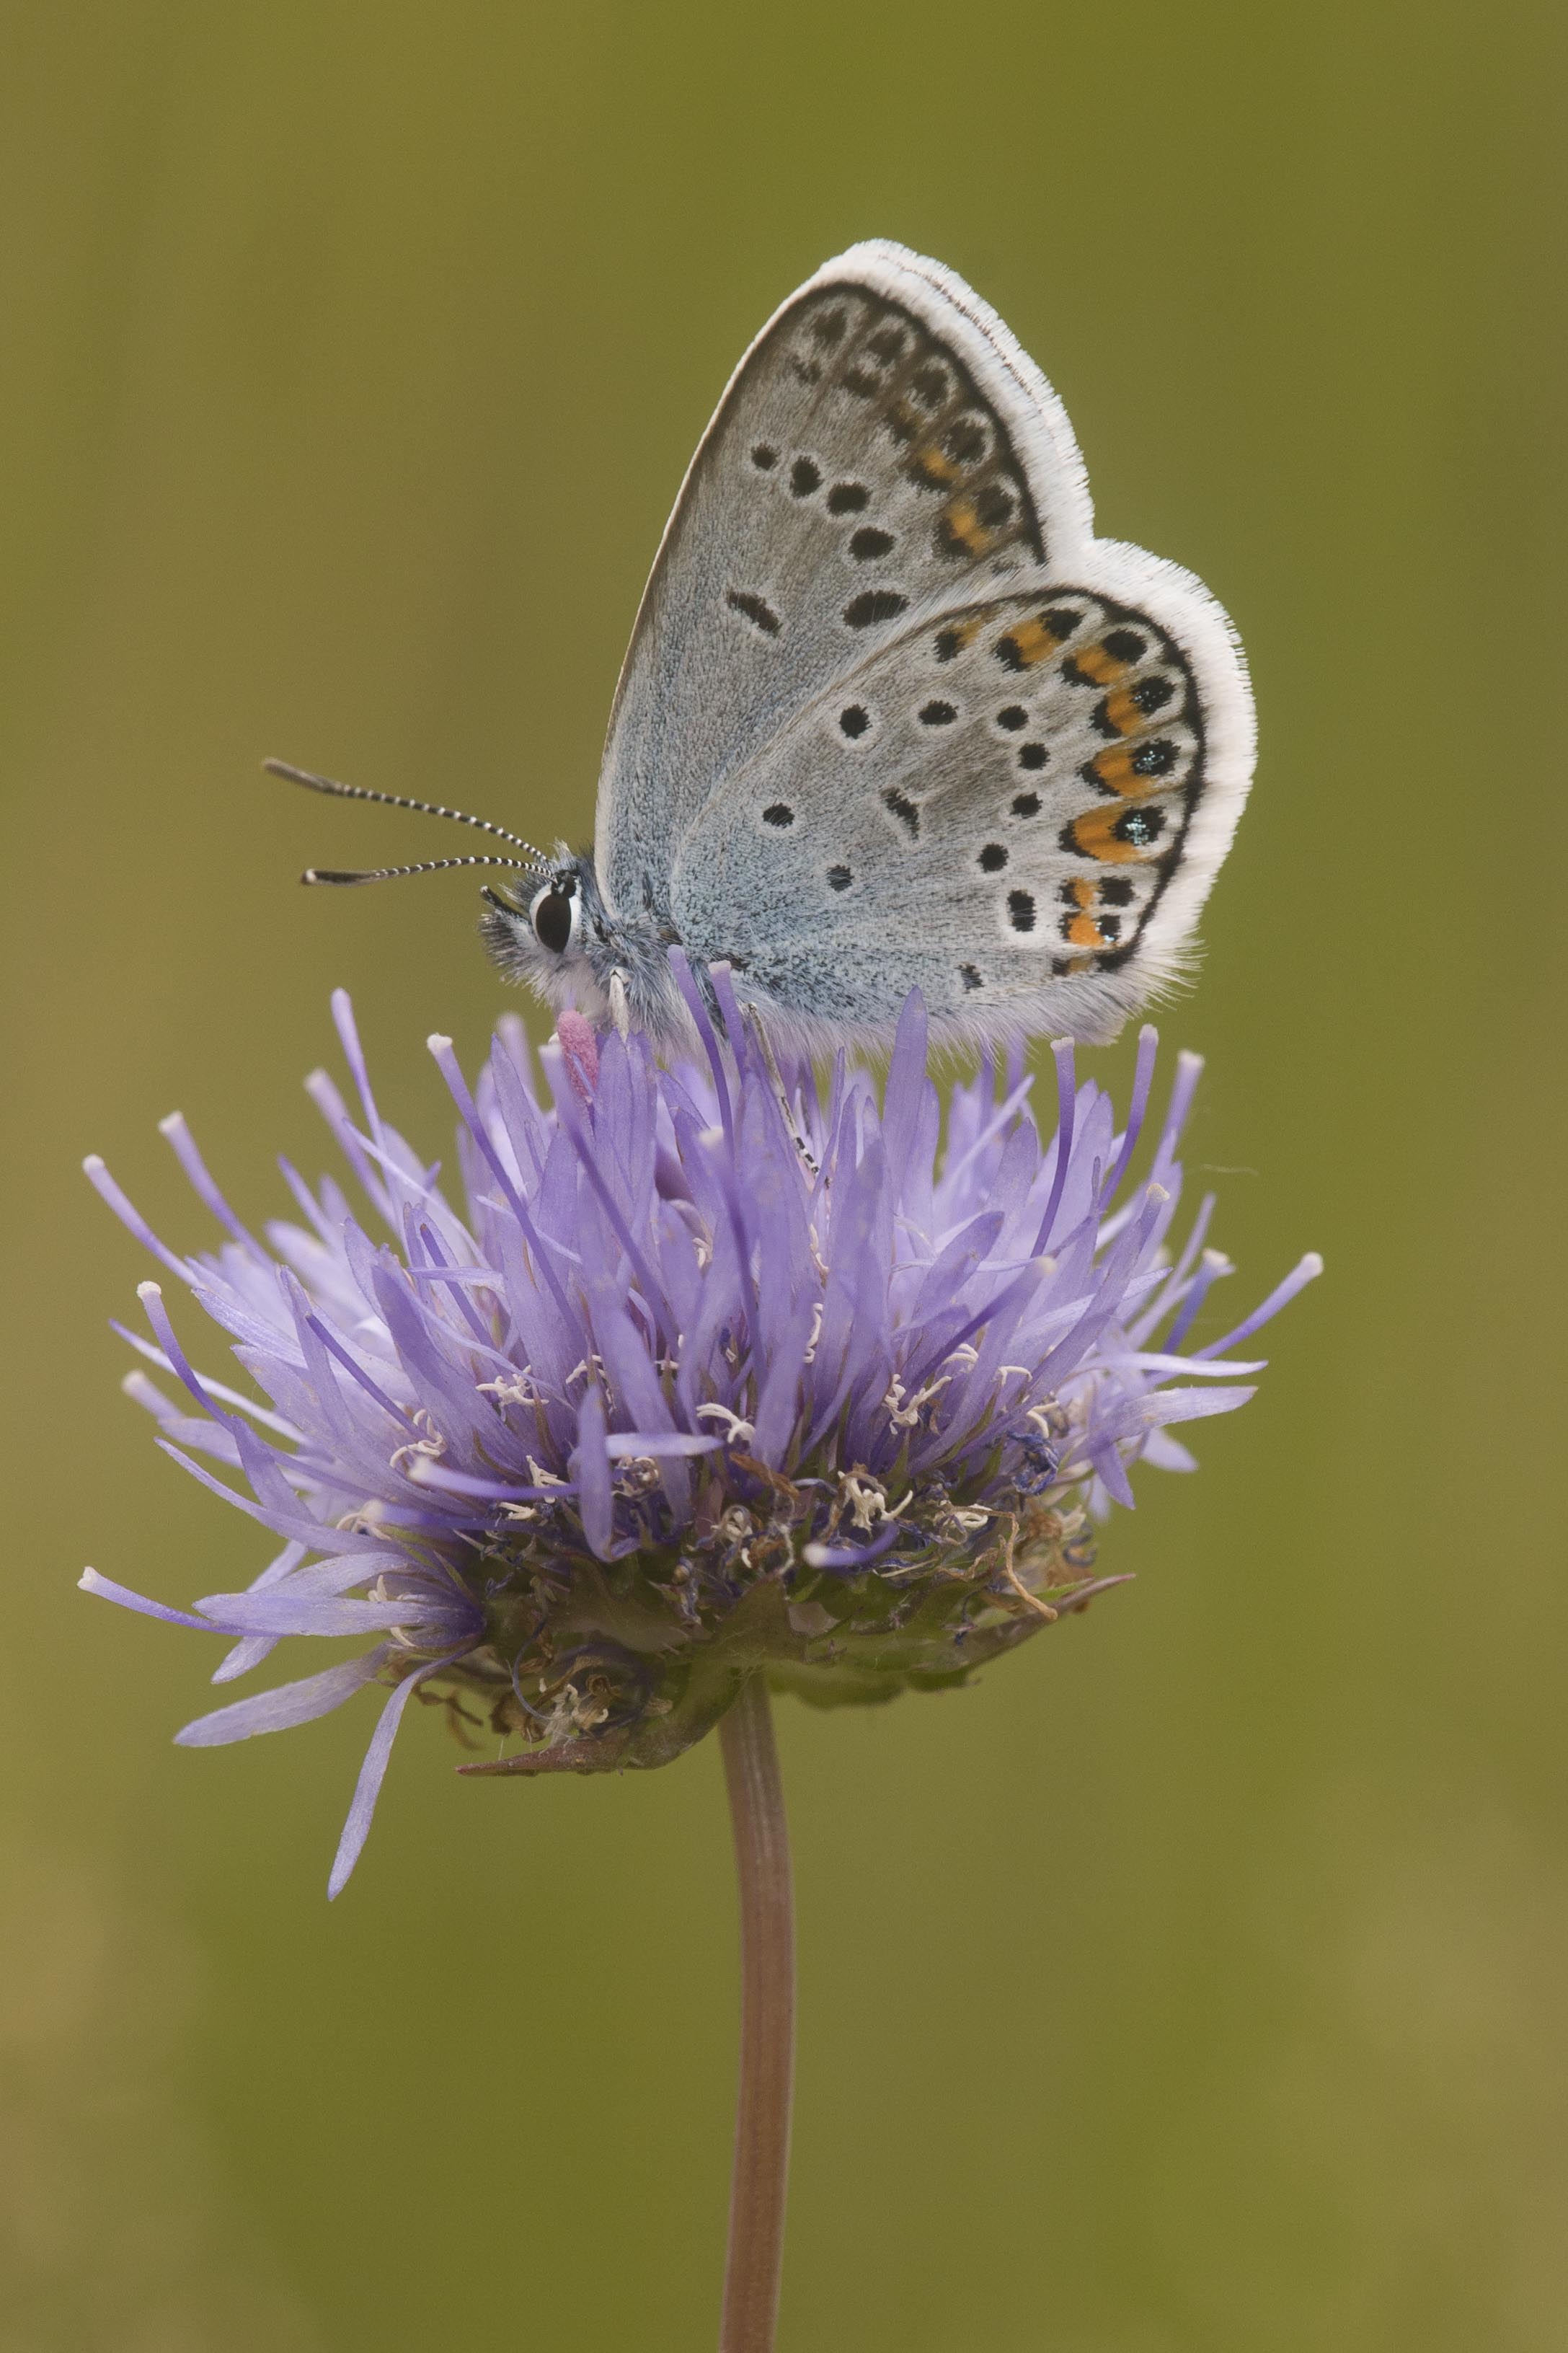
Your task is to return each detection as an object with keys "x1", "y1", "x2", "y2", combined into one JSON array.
[
  {"x1": 669, "y1": 588, "x2": 1219, "y2": 1048},
  {"x1": 597, "y1": 242, "x2": 1254, "y2": 1046},
  {"x1": 595, "y1": 242, "x2": 1091, "y2": 918}
]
